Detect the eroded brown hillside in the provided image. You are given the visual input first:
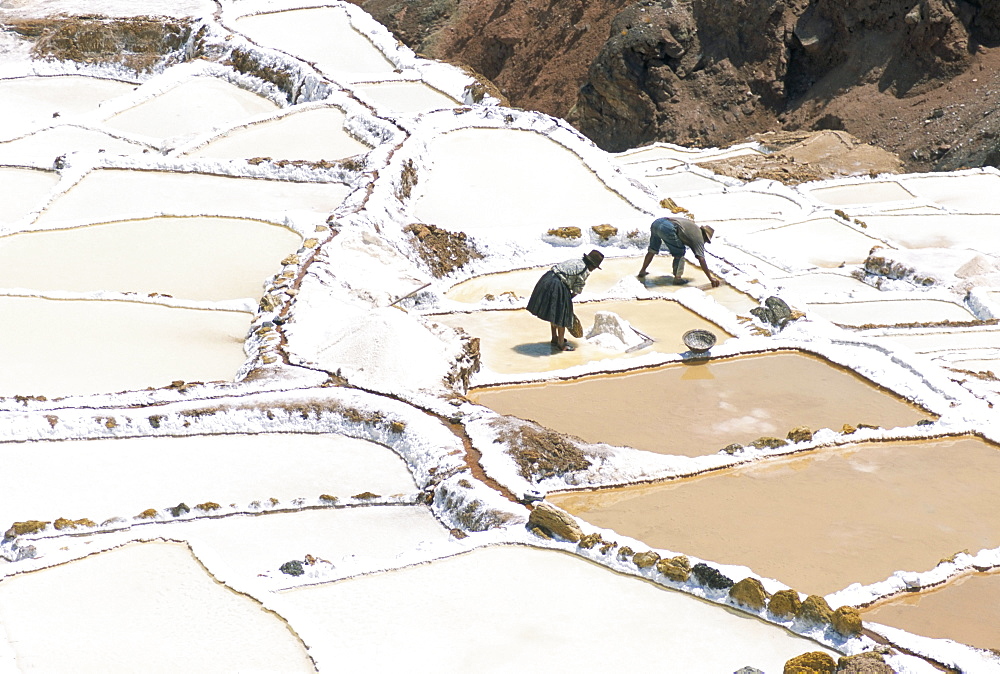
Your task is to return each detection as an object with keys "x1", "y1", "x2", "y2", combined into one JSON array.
[{"x1": 348, "y1": 0, "x2": 1000, "y2": 173}]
